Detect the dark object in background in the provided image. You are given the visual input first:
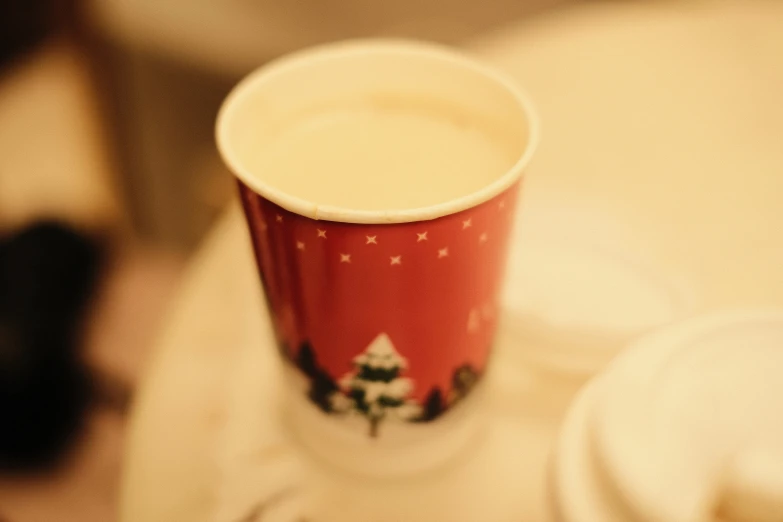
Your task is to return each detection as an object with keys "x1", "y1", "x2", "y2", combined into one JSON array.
[
  {"x1": 0, "y1": 0, "x2": 71, "y2": 72},
  {"x1": 0, "y1": 222, "x2": 102, "y2": 472}
]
